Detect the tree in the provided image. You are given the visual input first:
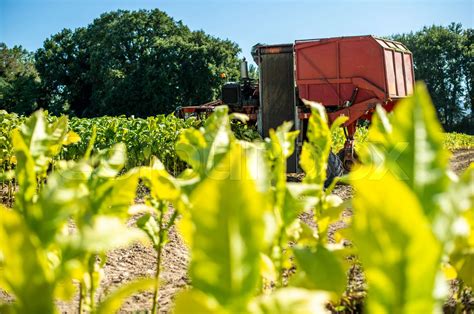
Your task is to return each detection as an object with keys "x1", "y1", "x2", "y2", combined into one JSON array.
[
  {"x1": 248, "y1": 64, "x2": 259, "y2": 80},
  {"x1": 35, "y1": 9, "x2": 240, "y2": 117},
  {"x1": 392, "y1": 23, "x2": 473, "y2": 133},
  {"x1": 0, "y1": 43, "x2": 41, "y2": 115}
]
